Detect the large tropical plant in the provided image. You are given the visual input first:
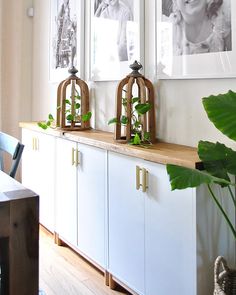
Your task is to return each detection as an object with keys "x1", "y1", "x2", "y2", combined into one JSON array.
[{"x1": 166, "y1": 90, "x2": 236, "y2": 240}]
